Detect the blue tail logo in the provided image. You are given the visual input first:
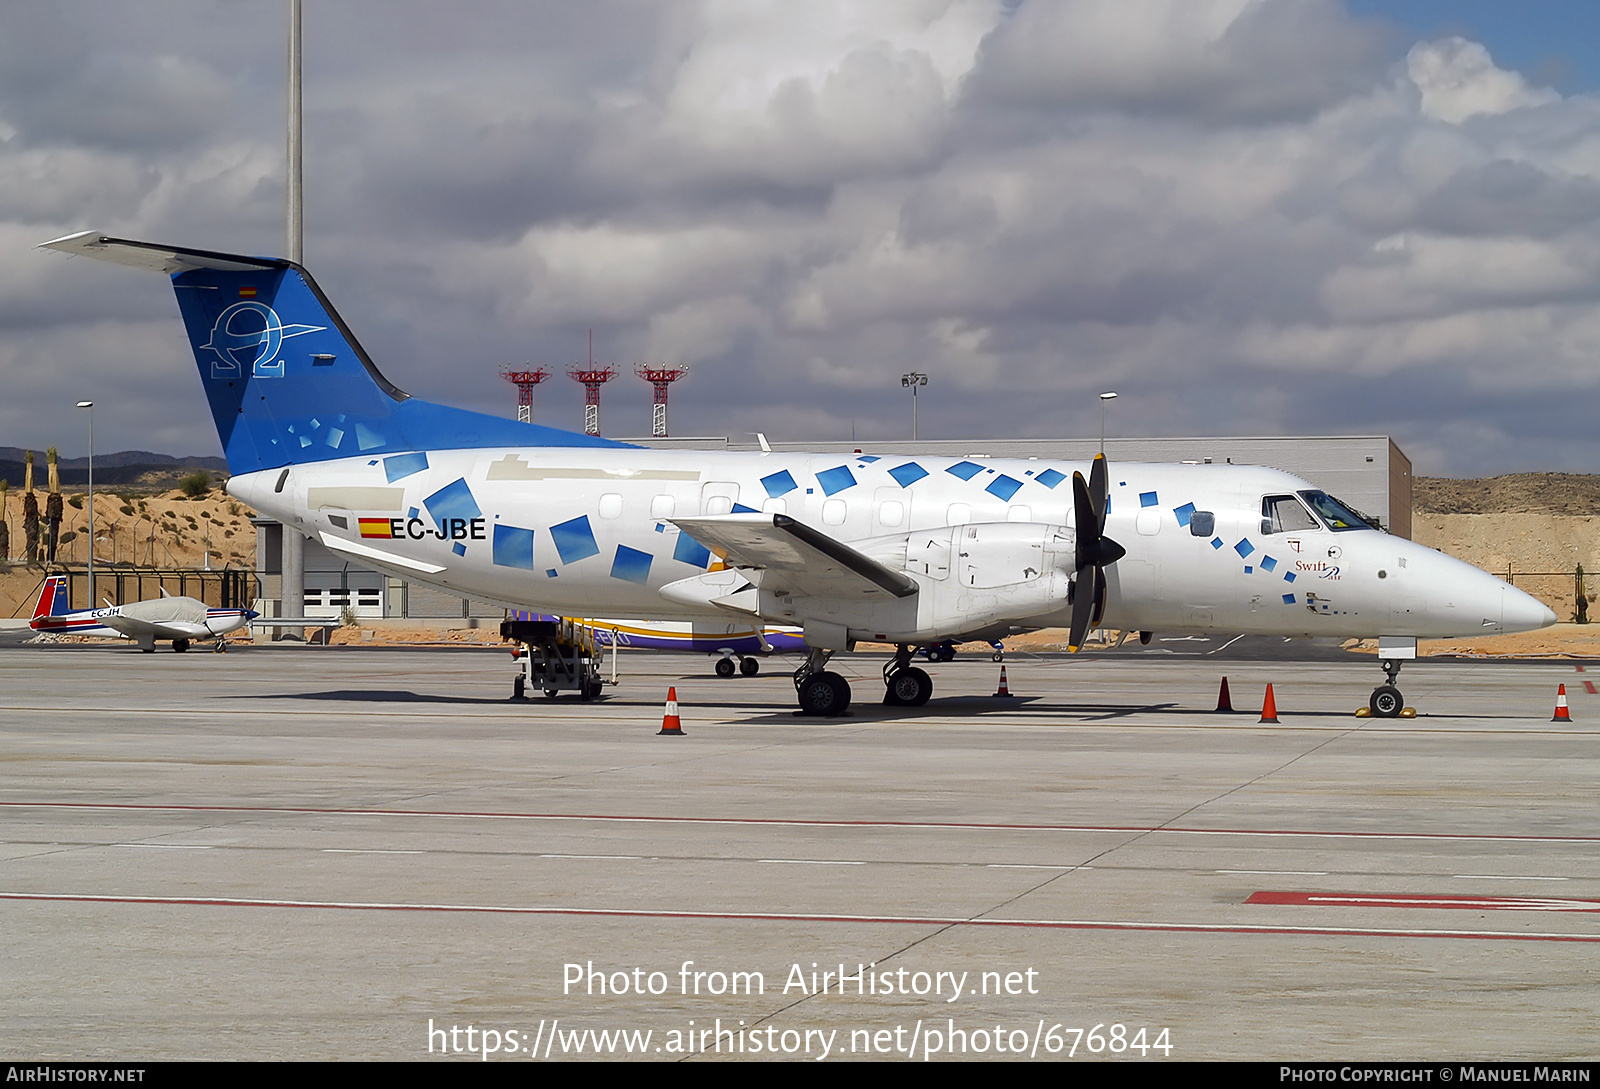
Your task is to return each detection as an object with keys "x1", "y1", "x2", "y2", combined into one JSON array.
[{"x1": 201, "y1": 302, "x2": 324, "y2": 379}]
